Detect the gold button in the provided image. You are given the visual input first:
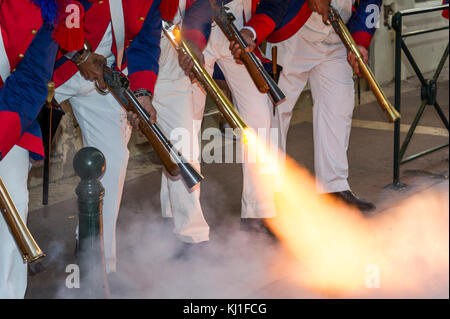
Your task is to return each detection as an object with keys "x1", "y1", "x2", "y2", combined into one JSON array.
[
  {"x1": 98, "y1": 1, "x2": 103, "y2": 4},
  {"x1": 12, "y1": 68, "x2": 16, "y2": 72},
  {"x1": 139, "y1": 17, "x2": 145, "y2": 21},
  {"x1": 129, "y1": 39, "x2": 133, "y2": 42},
  {"x1": 31, "y1": 29, "x2": 37, "y2": 34},
  {"x1": 18, "y1": 53, "x2": 24, "y2": 58},
  {"x1": 126, "y1": 45, "x2": 129, "y2": 49}
]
